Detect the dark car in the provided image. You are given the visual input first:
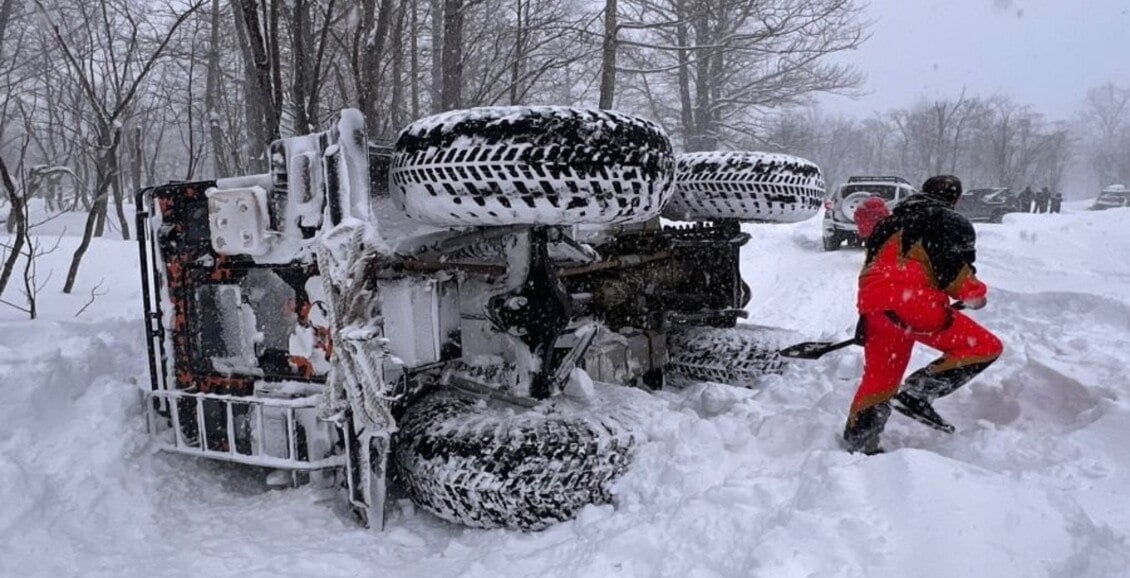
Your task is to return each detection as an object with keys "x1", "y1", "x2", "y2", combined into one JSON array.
[
  {"x1": 954, "y1": 187, "x2": 1021, "y2": 223},
  {"x1": 1091, "y1": 185, "x2": 1130, "y2": 210}
]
